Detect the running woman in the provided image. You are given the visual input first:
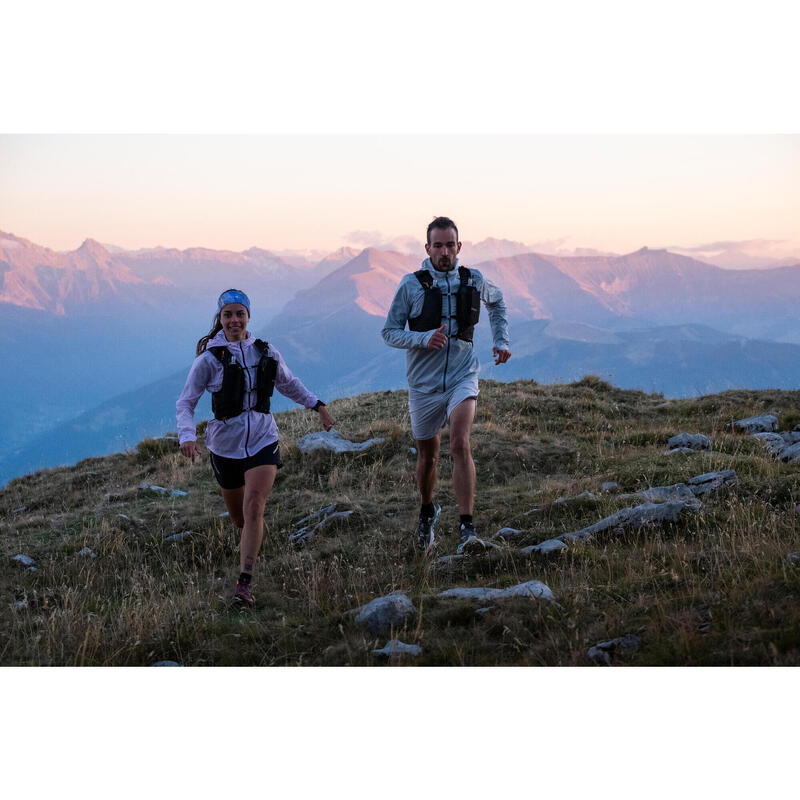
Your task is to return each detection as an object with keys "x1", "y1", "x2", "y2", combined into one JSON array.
[{"x1": 177, "y1": 289, "x2": 335, "y2": 607}]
